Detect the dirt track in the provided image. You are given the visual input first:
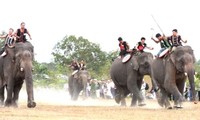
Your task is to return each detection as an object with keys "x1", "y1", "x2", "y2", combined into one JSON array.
[{"x1": 0, "y1": 88, "x2": 199, "y2": 120}]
